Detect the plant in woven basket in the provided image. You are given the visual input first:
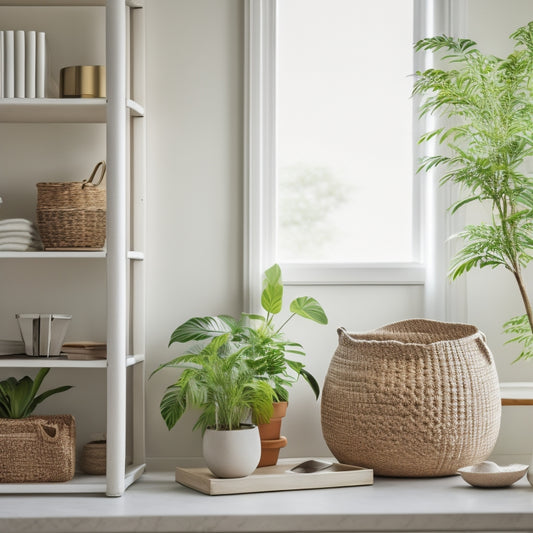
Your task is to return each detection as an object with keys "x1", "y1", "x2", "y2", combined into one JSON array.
[
  {"x1": 0, "y1": 368, "x2": 73, "y2": 419},
  {"x1": 163, "y1": 264, "x2": 328, "y2": 402},
  {"x1": 414, "y1": 22, "x2": 533, "y2": 361}
]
